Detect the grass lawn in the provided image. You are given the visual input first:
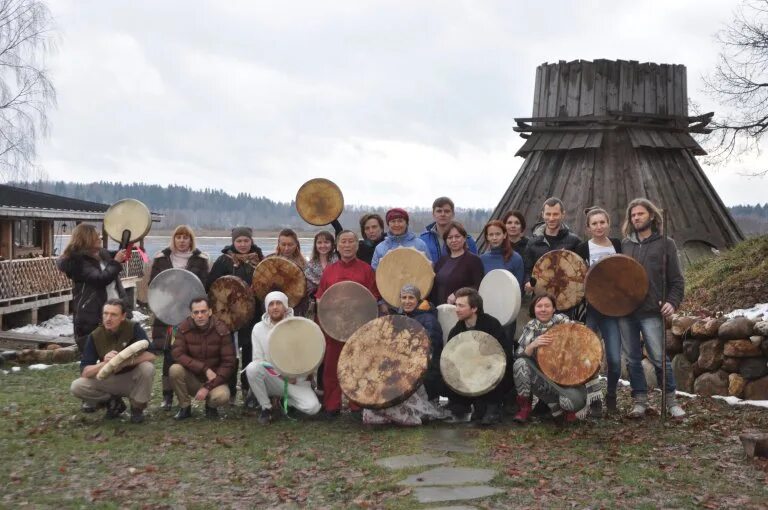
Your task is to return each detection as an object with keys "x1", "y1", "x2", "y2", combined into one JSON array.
[{"x1": 2, "y1": 361, "x2": 767, "y2": 509}]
